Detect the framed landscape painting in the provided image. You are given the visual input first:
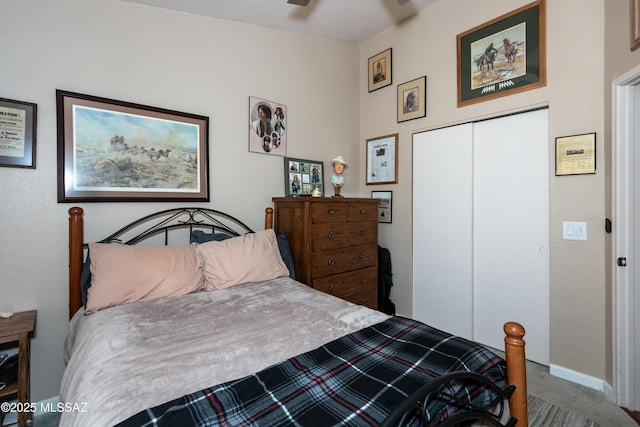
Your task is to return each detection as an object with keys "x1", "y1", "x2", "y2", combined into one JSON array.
[{"x1": 56, "y1": 90, "x2": 209, "y2": 202}]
